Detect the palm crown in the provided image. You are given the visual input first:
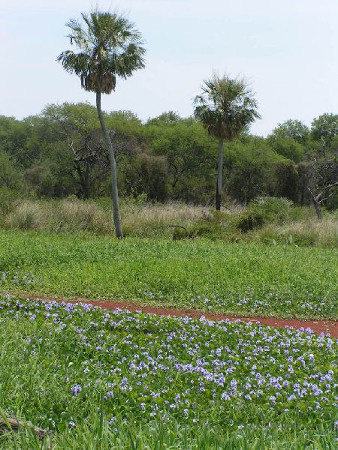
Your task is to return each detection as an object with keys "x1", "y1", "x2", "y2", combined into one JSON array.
[
  {"x1": 194, "y1": 75, "x2": 260, "y2": 141},
  {"x1": 57, "y1": 11, "x2": 146, "y2": 94}
]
